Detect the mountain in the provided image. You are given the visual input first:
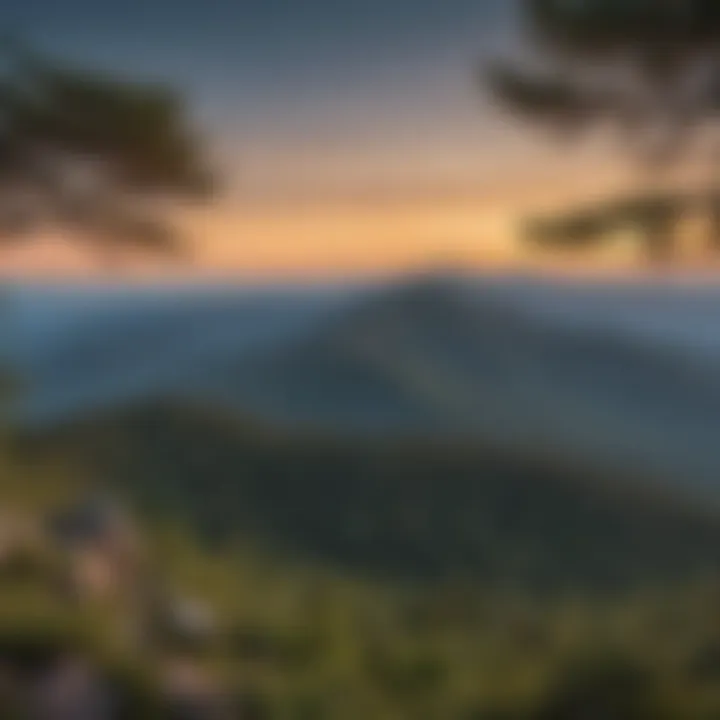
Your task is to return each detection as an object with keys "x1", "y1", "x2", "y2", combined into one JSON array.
[
  {"x1": 14, "y1": 277, "x2": 720, "y2": 717},
  {"x1": 15, "y1": 274, "x2": 720, "y2": 591},
  {"x1": 191, "y1": 275, "x2": 720, "y2": 502},
  {"x1": 11, "y1": 281, "x2": 369, "y2": 425},
  {"x1": 13, "y1": 273, "x2": 720, "y2": 501},
  {"x1": 27, "y1": 400, "x2": 720, "y2": 592}
]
